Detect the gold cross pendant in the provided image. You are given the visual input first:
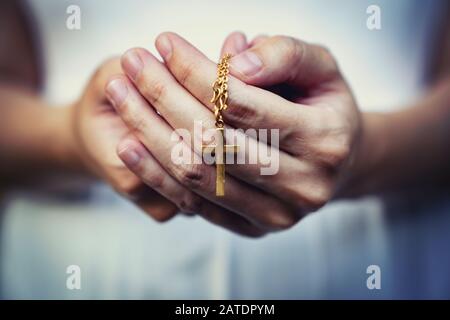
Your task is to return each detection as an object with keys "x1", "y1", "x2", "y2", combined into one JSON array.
[{"x1": 202, "y1": 127, "x2": 239, "y2": 196}]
